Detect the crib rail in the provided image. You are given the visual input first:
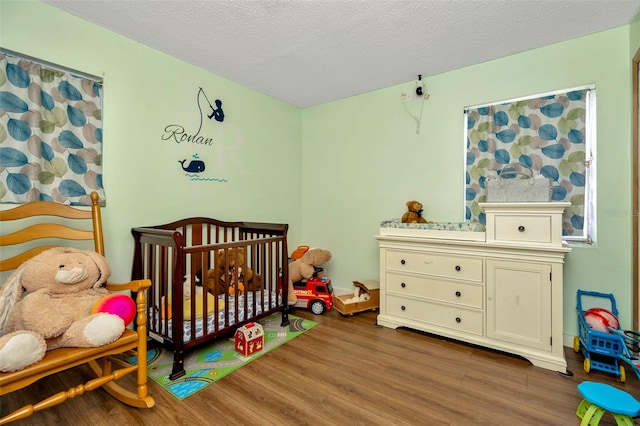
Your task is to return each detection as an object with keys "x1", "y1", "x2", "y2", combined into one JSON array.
[{"x1": 131, "y1": 218, "x2": 289, "y2": 379}]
